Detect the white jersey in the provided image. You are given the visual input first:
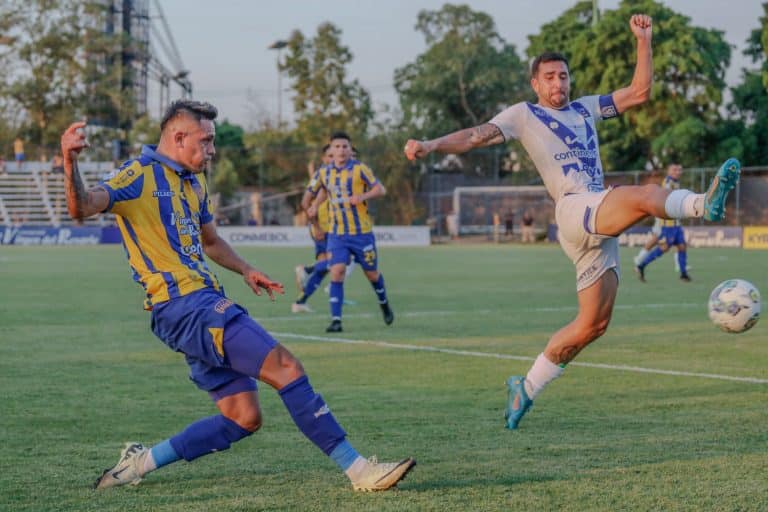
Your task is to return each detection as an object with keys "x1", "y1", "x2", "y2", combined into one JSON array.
[{"x1": 489, "y1": 95, "x2": 619, "y2": 202}]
